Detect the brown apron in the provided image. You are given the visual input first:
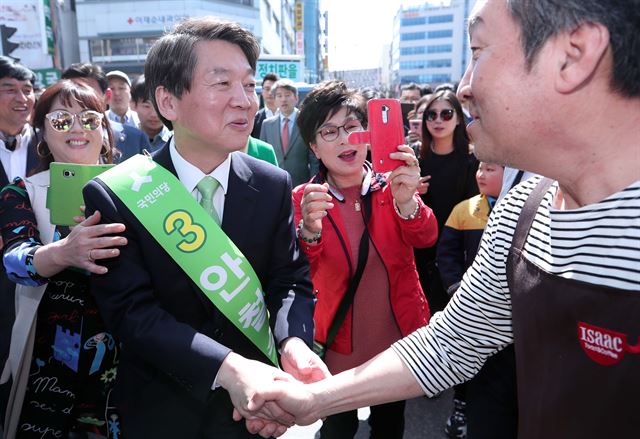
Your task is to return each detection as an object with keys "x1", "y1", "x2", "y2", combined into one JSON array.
[{"x1": 507, "y1": 178, "x2": 640, "y2": 438}]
